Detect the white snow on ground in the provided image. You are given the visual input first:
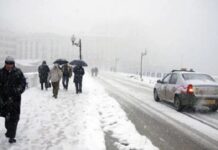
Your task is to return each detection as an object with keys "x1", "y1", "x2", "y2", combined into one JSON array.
[
  {"x1": 90, "y1": 84, "x2": 158, "y2": 150},
  {"x1": 0, "y1": 73, "x2": 158, "y2": 150}
]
